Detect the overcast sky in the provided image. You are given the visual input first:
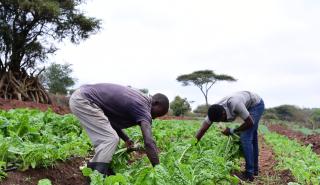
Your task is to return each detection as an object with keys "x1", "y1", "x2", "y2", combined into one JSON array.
[{"x1": 51, "y1": 0, "x2": 320, "y2": 109}]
